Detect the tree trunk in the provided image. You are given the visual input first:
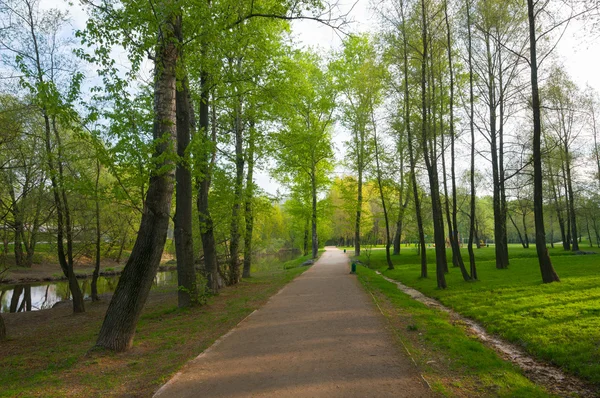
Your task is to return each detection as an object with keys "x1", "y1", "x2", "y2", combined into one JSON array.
[
  {"x1": 509, "y1": 212, "x2": 527, "y2": 249},
  {"x1": 421, "y1": 0, "x2": 446, "y2": 289},
  {"x1": 355, "y1": 161, "x2": 363, "y2": 257},
  {"x1": 497, "y1": 42, "x2": 510, "y2": 267},
  {"x1": 92, "y1": 159, "x2": 101, "y2": 302},
  {"x1": 303, "y1": 217, "x2": 309, "y2": 256},
  {"x1": 522, "y1": 211, "x2": 530, "y2": 248},
  {"x1": 372, "y1": 110, "x2": 393, "y2": 270},
  {"x1": 549, "y1": 160, "x2": 568, "y2": 250},
  {"x1": 527, "y1": 0, "x2": 560, "y2": 283},
  {"x1": 95, "y1": 8, "x2": 179, "y2": 351},
  {"x1": 564, "y1": 147, "x2": 579, "y2": 251},
  {"x1": 10, "y1": 285, "x2": 23, "y2": 313},
  {"x1": 198, "y1": 73, "x2": 219, "y2": 294},
  {"x1": 0, "y1": 313, "x2": 5, "y2": 341},
  {"x1": 175, "y1": 67, "x2": 197, "y2": 307},
  {"x1": 466, "y1": 0, "x2": 477, "y2": 280},
  {"x1": 444, "y1": 0, "x2": 469, "y2": 280},
  {"x1": 311, "y1": 171, "x2": 318, "y2": 259},
  {"x1": 400, "y1": 0, "x2": 426, "y2": 277},
  {"x1": 242, "y1": 123, "x2": 256, "y2": 278},
  {"x1": 229, "y1": 68, "x2": 245, "y2": 284}
]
